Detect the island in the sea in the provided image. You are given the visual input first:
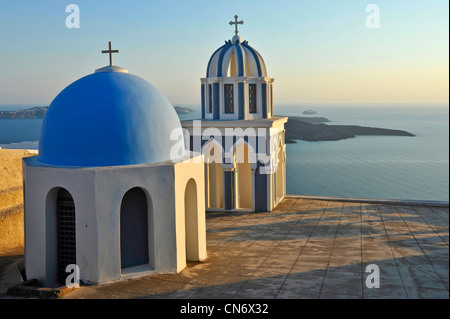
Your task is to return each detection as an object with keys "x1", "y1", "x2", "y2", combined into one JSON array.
[
  {"x1": 0, "y1": 105, "x2": 194, "y2": 119},
  {"x1": 0, "y1": 106, "x2": 415, "y2": 142},
  {"x1": 0, "y1": 106, "x2": 48, "y2": 119},
  {"x1": 302, "y1": 110, "x2": 318, "y2": 115},
  {"x1": 281, "y1": 116, "x2": 415, "y2": 143},
  {"x1": 173, "y1": 106, "x2": 194, "y2": 114}
]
